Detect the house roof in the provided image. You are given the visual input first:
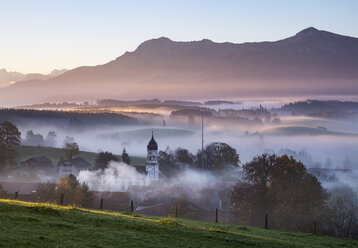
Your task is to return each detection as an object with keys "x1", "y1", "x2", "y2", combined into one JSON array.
[
  {"x1": 21, "y1": 156, "x2": 52, "y2": 164},
  {"x1": 60, "y1": 157, "x2": 92, "y2": 169}
]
